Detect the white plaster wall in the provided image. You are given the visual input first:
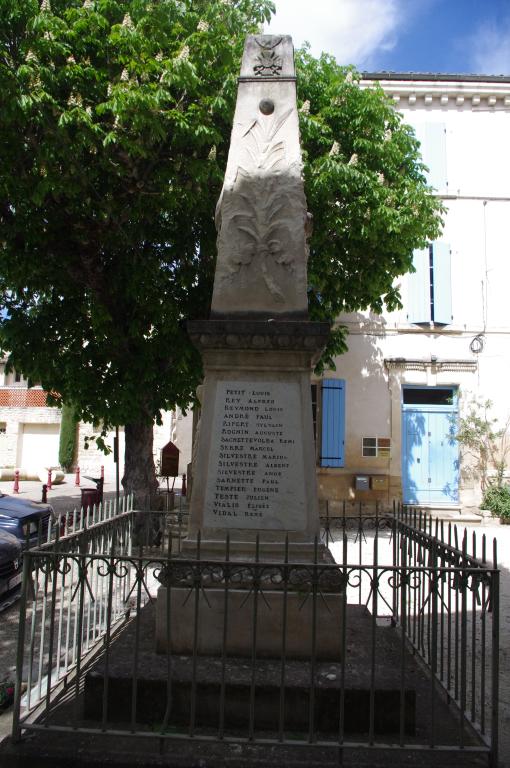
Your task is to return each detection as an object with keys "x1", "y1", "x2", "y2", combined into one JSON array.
[
  {"x1": 172, "y1": 408, "x2": 194, "y2": 475},
  {"x1": 328, "y1": 89, "x2": 510, "y2": 508}
]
